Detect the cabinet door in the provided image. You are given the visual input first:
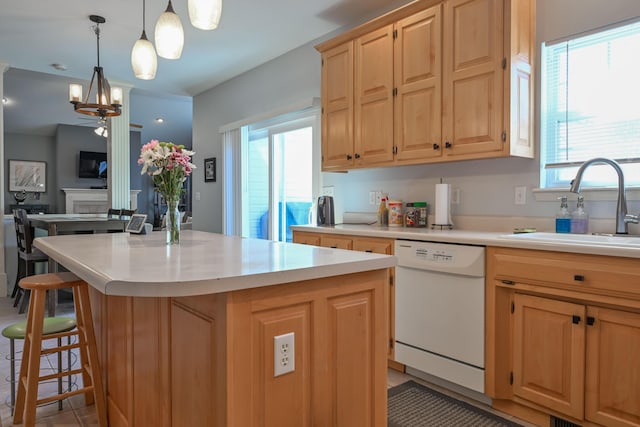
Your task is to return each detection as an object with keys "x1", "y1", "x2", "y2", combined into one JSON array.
[
  {"x1": 354, "y1": 25, "x2": 394, "y2": 165},
  {"x1": 585, "y1": 307, "x2": 640, "y2": 427},
  {"x1": 320, "y1": 235, "x2": 354, "y2": 250},
  {"x1": 394, "y1": 5, "x2": 443, "y2": 162},
  {"x1": 512, "y1": 293, "x2": 585, "y2": 419},
  {"x1": 292, "y1": 231, "x2": 321, "y2": 246},
  {"x1": 443, "y1": 0, "x2": 504, "y2": 159},
  {"x1": 322, "y1": 42, "x2": 354, "y2": 170}
]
